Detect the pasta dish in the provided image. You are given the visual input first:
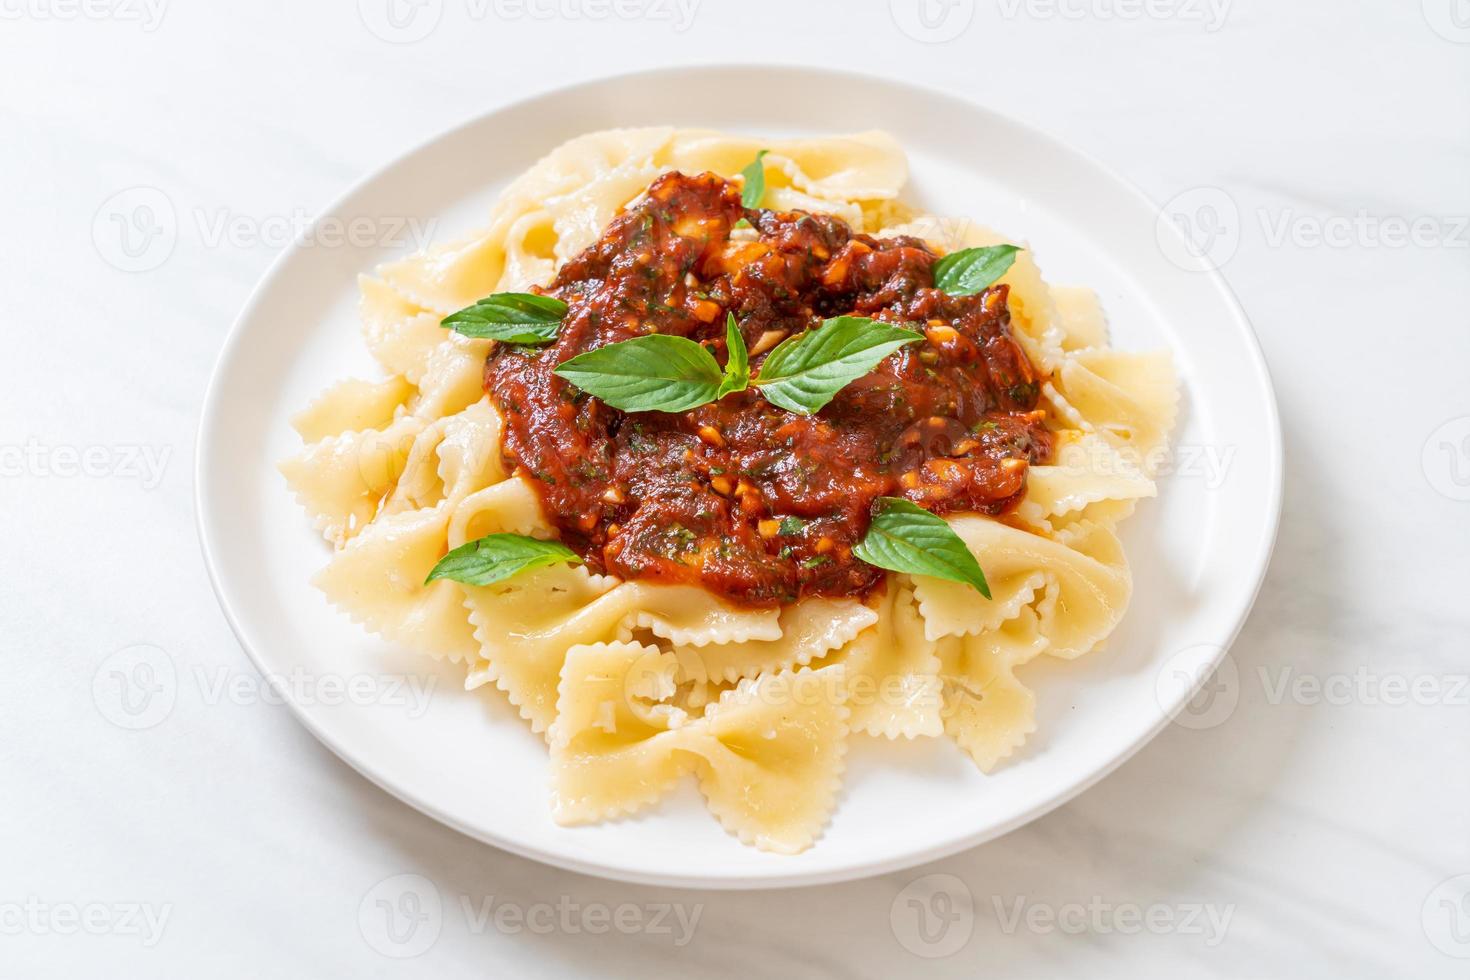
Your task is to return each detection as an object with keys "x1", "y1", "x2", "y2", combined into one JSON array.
[{"x1": 280, "y1": 129, "x2": 1177, "y2": 853}]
